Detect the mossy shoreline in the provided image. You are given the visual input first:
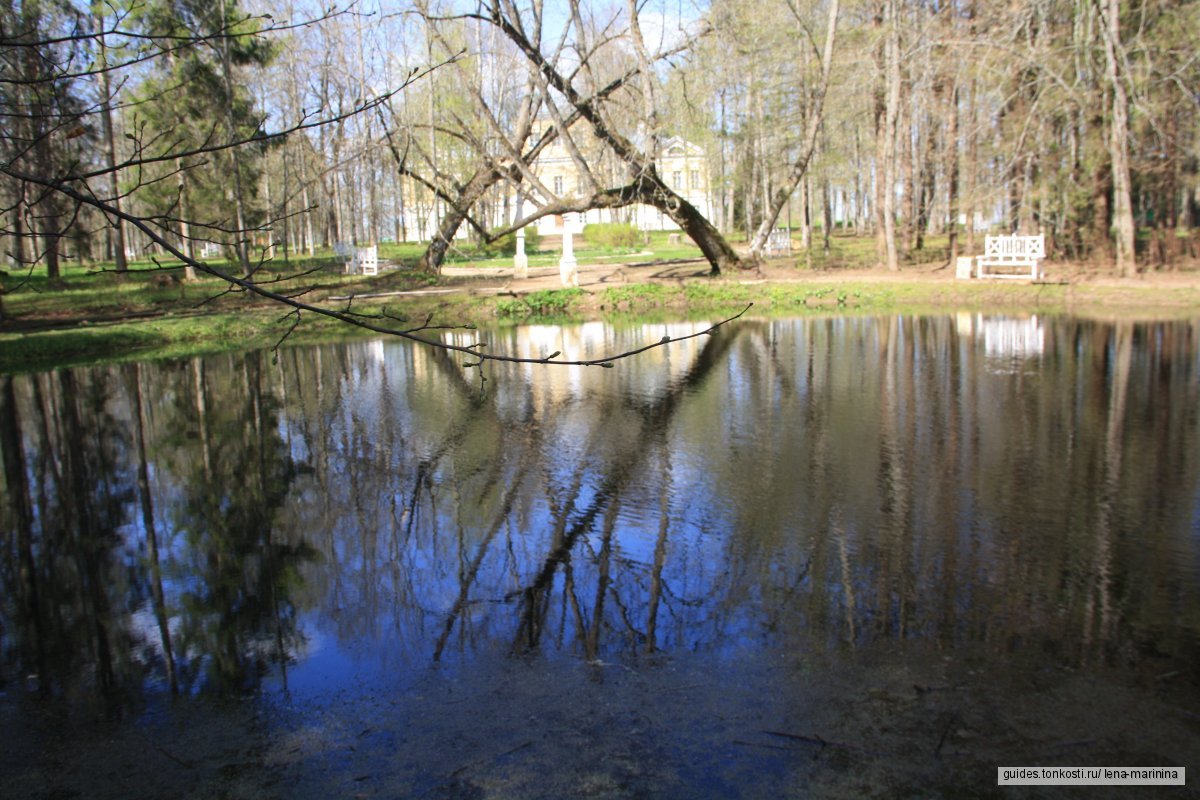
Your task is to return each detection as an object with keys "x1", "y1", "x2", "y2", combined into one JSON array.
[{"x1": 2, "y1": 272, "x2": 1197, "y2": 374}]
